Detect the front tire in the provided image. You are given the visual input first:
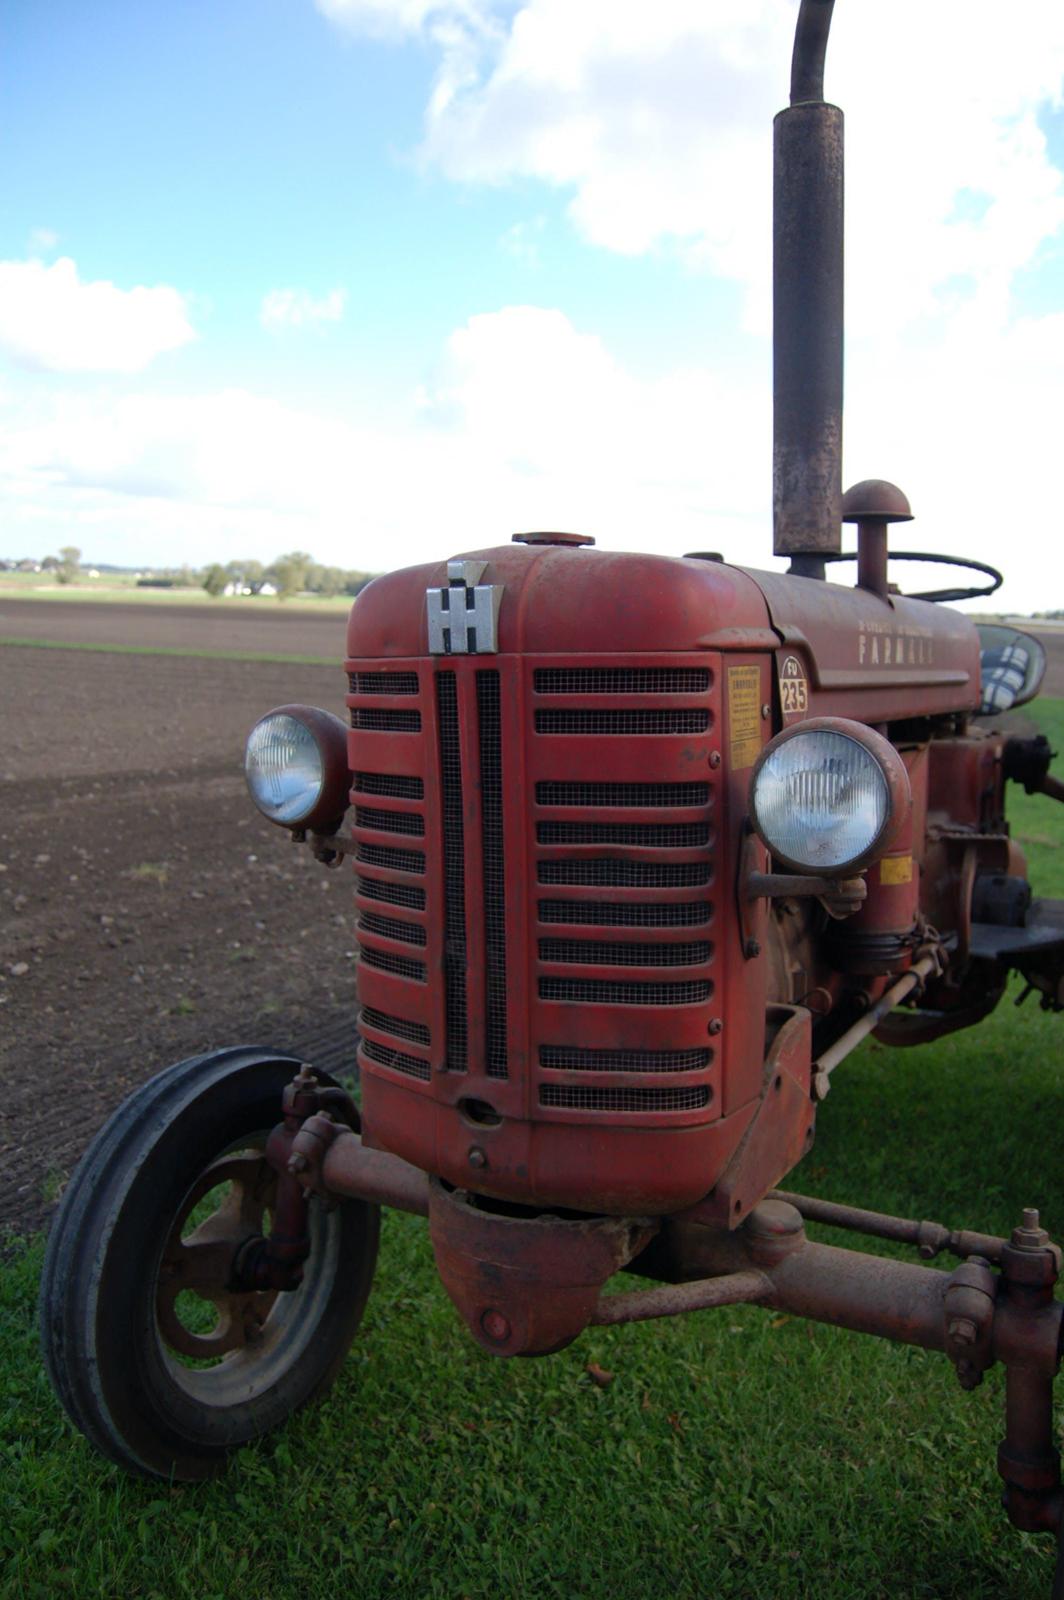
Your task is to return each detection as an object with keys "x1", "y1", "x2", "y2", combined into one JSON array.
[{"x1": 40, "y1": 1047, "x2": 379, "y2": 1481}]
